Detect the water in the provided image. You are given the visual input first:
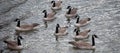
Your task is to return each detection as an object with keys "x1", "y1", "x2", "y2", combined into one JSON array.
[{"x1": 0, "y1": 0, "x2": 120, "y2": 53}]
